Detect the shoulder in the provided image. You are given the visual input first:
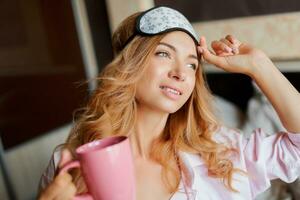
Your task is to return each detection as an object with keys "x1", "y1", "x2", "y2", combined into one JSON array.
[
  {"x1": 212, "y1": 126, "x2": 243, "y2": 148},
  {"x1": 179, "y1": 127, "x2": 243, "y2": 167}
]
